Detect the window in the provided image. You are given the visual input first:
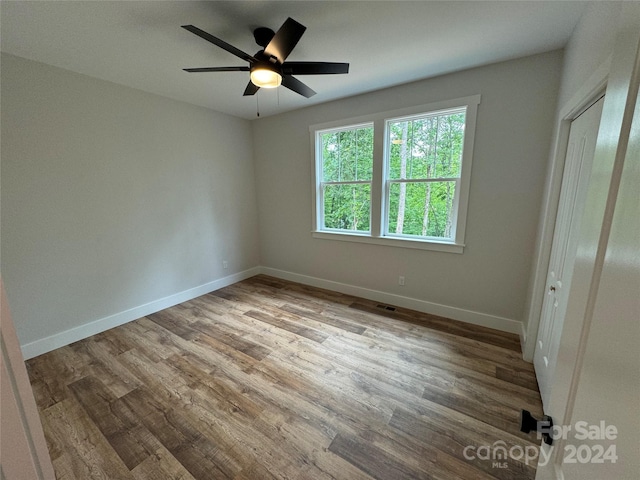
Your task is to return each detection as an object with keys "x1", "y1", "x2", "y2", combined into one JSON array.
[
  {"x1": 386, "y1": 108, "x2": 466, "y2": 240},
  {"x1": 318, "y1": 124, "x2": 373, "y2": 232},
  {"x1": 312, "y1": 95, "x2": 479, "y2": 253}
]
